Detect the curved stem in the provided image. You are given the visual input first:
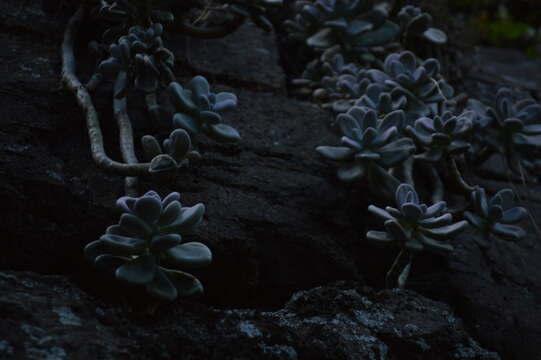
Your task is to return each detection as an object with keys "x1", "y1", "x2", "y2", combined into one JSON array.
[
  {"x1": 385, "y1": 249, "x2": 404, "y2": 289},
  {"x1": 402, "y1": 156, "x2": 415, "y2": 187},
  {"x1": 427, "y1": 164, "x2": 444, "y2": 203},
  {"x1": 114, "y1": 72, "x2": 139, "y2": 197},
  {"x1": 372, "y1": 165, "x2": 401, "y2": 196},
  {"x1": 62, "y1": 6, "x2": 150, "y2": 177},
  {"x1": 169, "y1": 14, "x2": 246, "y2": 39},
  {"x1": 449, "y1": 156, "x2": 475, "y2": 195}
]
